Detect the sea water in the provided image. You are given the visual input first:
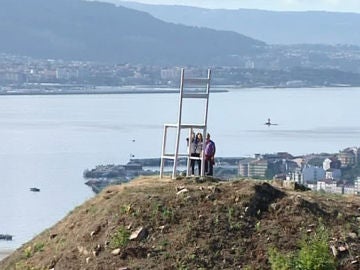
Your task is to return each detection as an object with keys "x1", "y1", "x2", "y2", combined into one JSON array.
[{"x1": 1, "y1": 87, "x2": 360, "y2": 250}]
